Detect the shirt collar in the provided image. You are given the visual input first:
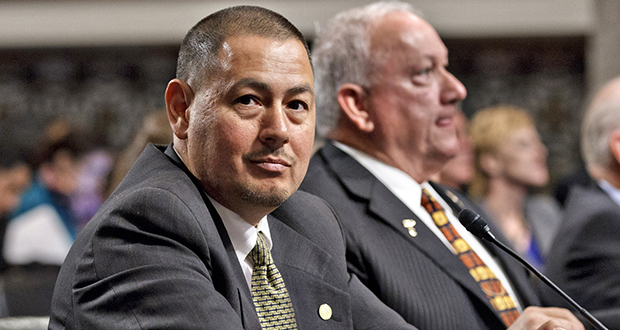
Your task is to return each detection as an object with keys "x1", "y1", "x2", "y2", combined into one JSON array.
[
  {"x1": 206, "y1": 195, "x2": 272, "y2": 263},
  {"x1": 333, "y1": 141, "x2": 423, "y2": 206}
]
